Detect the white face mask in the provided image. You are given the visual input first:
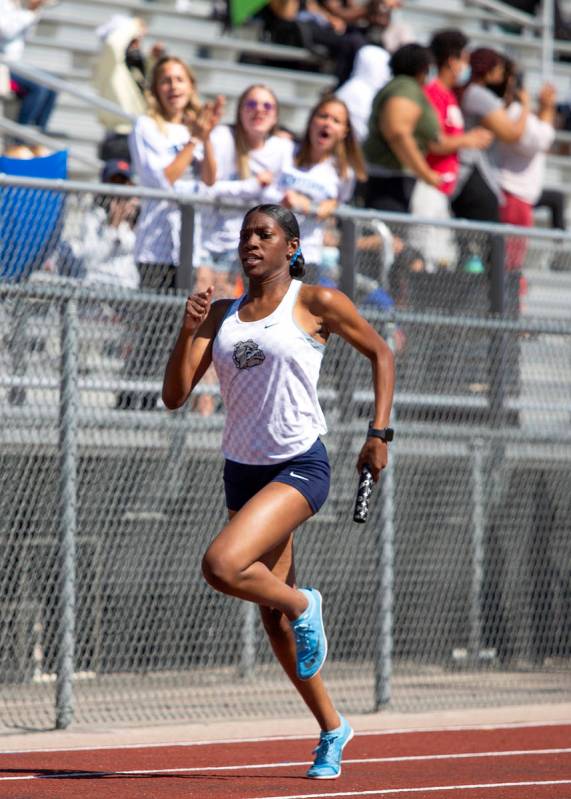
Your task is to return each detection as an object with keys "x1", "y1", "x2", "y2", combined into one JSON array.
[{"x1": 456, "y1": 64, "x2": 472, "y2": 86}]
